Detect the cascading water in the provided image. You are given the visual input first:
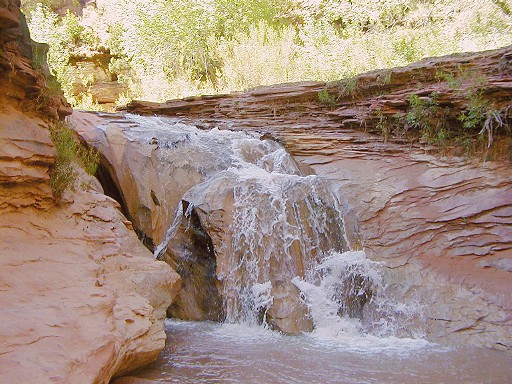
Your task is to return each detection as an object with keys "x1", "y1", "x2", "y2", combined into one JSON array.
[
  {"x1": 95, "y1": 113, "x2": 418, "y2": 335},
  {"x1": 292, "y1": 251, "x2": 424, "y2": 348},
  {"x1": 216, "y1": 164, "x2": 348, "y2": 329},
  {"x1": 141, "y1": 116, "x2": 349, "y2": 332}
]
